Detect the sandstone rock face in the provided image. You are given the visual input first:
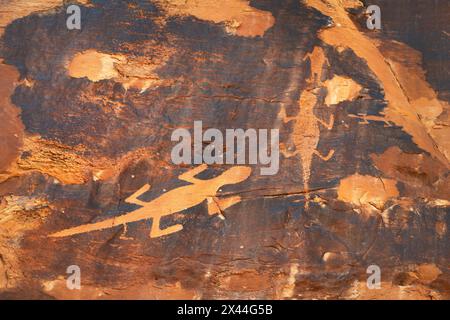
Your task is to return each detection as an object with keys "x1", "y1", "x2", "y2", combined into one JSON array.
[{"x1": 0, "y1": 0, "x2": 448, "y2": 299}]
